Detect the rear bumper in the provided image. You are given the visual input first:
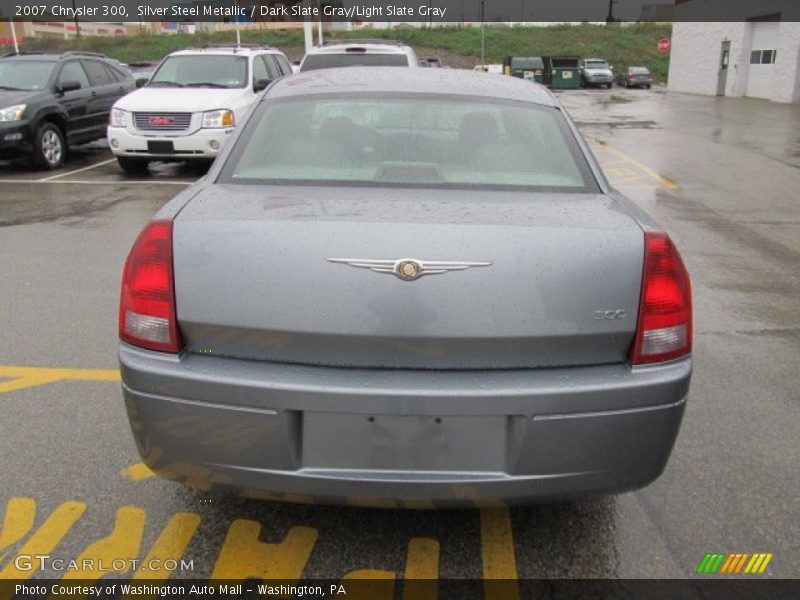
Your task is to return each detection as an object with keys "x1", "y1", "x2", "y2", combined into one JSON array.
[{"x1": 120, "y1": 344, "x2": 690, "y2": 507}]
